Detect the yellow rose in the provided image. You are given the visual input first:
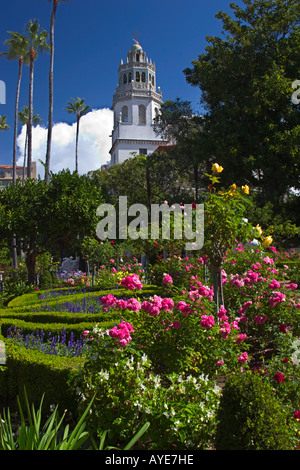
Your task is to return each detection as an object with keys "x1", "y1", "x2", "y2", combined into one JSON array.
[
  {"x1": 262, "y1": 236, "x2": 273, "y2": 247},
  {"x1": 254, "y1": 224, "x2": 263, "y2": 236},
  {"x1": 242, "y1": 185, "x2": 250, "y2": 194},
  {"x1": 212, "y1": 163, "x2": 224, "y2": 173}
]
